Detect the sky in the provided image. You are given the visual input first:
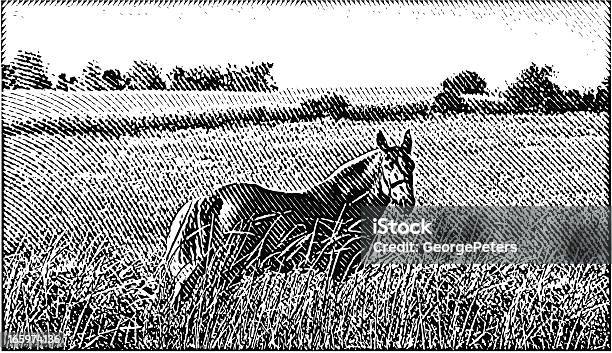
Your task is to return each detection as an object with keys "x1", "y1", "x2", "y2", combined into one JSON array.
[{"x1": 3, "y1": 1, "x2": 610, "y2": 89}]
